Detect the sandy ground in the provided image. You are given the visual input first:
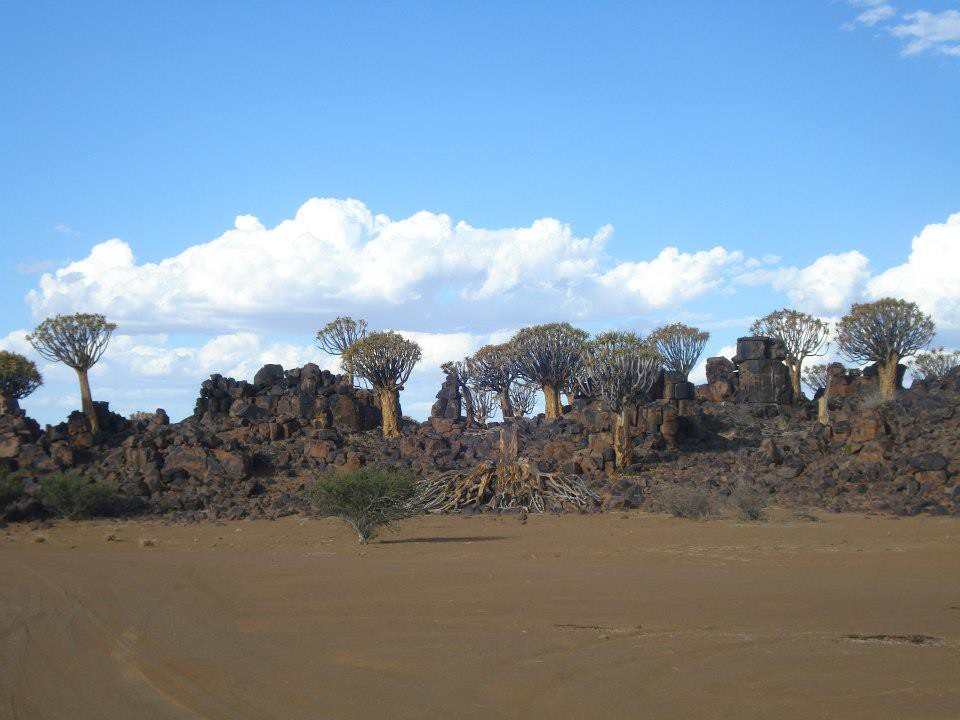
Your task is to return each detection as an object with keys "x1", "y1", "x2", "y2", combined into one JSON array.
[{"x1": 1, "y1": 510, "x2": 959, "y2": 720}]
